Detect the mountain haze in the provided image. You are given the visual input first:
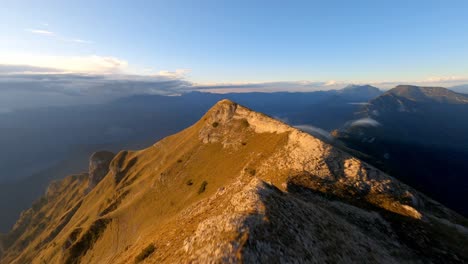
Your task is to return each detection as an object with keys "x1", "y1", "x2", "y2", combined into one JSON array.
[{"x1": 1, "y1": 100, "x2": 466, "y2": 263}]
